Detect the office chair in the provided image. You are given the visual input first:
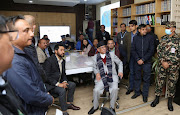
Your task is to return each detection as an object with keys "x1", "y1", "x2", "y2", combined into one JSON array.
[
  {"x1": 119, "y1": 77, "x2": 128, "y2": 89},
  {"x1": 101, "y1": 107, "x2": 116, "y2": 115},
  {"x1": 91, "y1": 75, "x2": 120, "y2": 110},
  {"x1": 99, "y1": 91, "x2": 120, "y2": 110}
]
